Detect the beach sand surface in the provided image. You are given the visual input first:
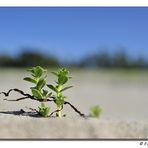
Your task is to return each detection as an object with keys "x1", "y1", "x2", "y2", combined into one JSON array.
[{"x1": 0, "y1": 69, "x2": 148, "y2": 139}]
